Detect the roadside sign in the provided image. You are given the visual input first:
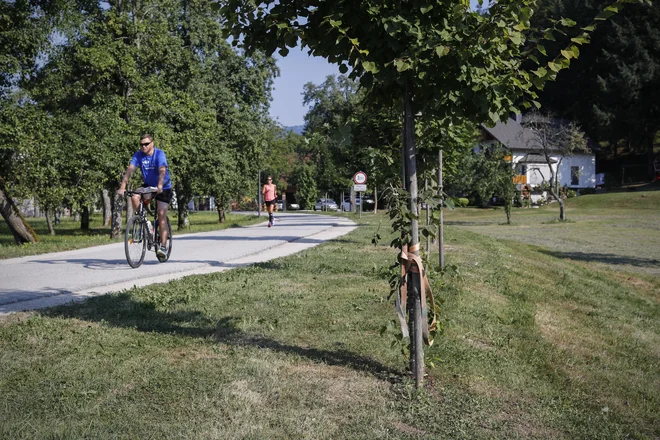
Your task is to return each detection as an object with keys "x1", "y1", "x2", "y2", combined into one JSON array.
[
  {"x1": 353, "y1": 171, "x2": 367, "y2": 185},
  {"x1": 353, "y1": 184, "x2": 367, "y2": 192}
]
